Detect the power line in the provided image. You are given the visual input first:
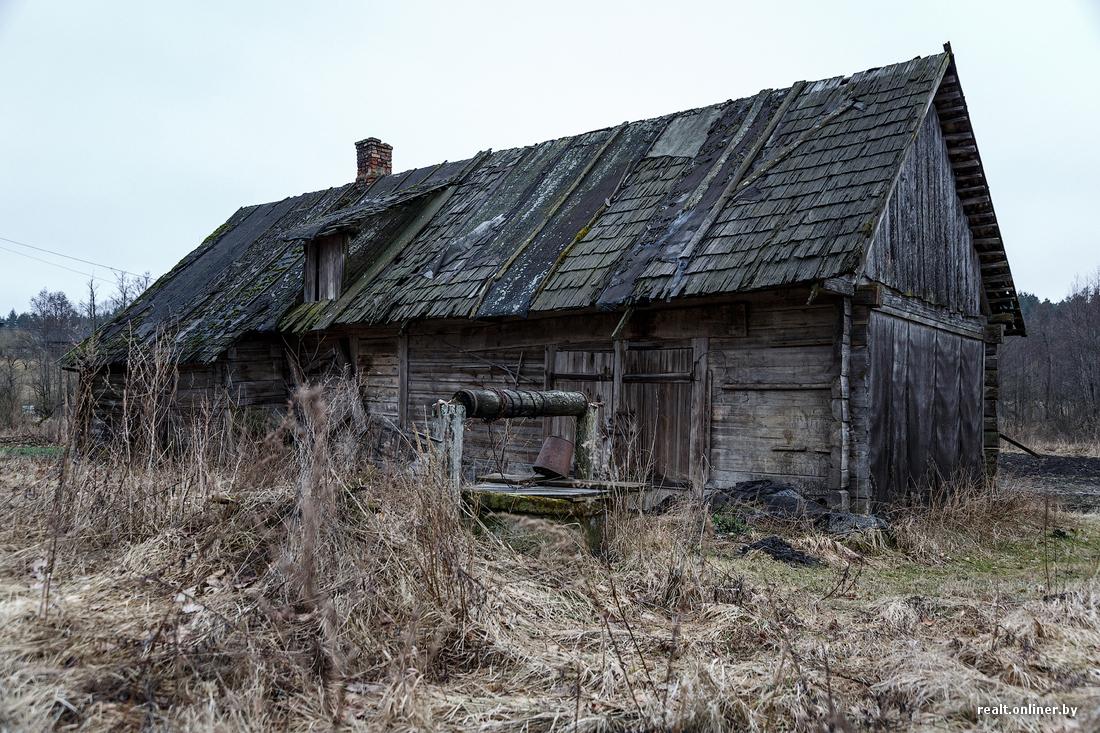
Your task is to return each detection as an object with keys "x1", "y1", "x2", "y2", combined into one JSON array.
[
  {"x1": 0, "y1": 234, "x2": 137, "y2": 277},
  {"x1": 0, "y1": 243, "x2": 114, "y2": 283}
]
